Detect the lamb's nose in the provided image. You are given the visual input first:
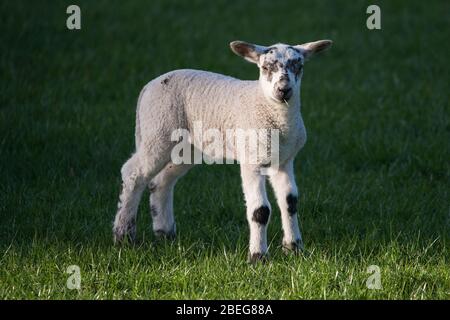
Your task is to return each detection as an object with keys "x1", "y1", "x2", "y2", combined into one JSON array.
[{"x1": 278, "y1": 87, "x2": 291, "y2": 94}]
